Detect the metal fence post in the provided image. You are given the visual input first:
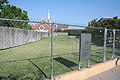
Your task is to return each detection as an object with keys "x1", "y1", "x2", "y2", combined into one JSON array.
[
  {"x1": 103, "y1": 28, "x2": 107, "y2": 62},
  {"x1": 78, "y1": 34, "x2": 81, "y2": 71},
  {"x1": 78, "y1": 61, "x2": 81, "y2": 70},
  {"x1": 50, "y1": 23, "x2": 54, "y2": 80},
  {"x1": 112, "y1": 29, "x2": 116, "y2": 59},
  {"x1": 87, "y1": 59, "x2": 90, "y2": 68}
]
